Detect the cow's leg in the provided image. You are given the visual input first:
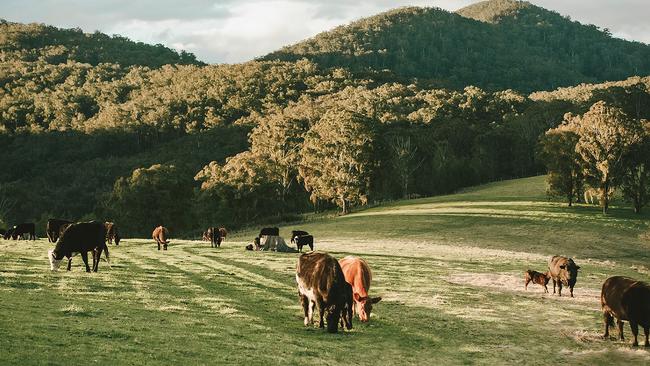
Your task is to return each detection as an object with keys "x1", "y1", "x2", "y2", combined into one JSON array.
[
  {"x1": 552, "y1": 279, "x2": 556, "y2": 294},
  {"x1": 300, "y1": 295, "x2": 310, "y2": 326},
  {"x1": 569, "y1": 285, "x2": 574, "y2": 298},
  {"x1": 317, "y1": 300, "x2": 325, "y2": 328},
  {"x1": 643, "y1": 326, "x2": 649, "y2": 347},
  {"x1": 67, "y1": 257, "x2": 73, "y2": 271},
  {"x1": 525, "y1": 278, "x2": 530, "y2": 290},
  {"x1": 80, "y1": 252, "x2": 90, "y2": 273},
  {"x1": 164, "y1": 243, "x2": 168, "y2": 250},
  {"x1": 157, "y1": 241, "x2": 161, "y2": 250},
  {"x1": 309, "y1": 243, "x2": 313, "y2": 251},
  {"x1": 543, "y1": 283, "x2": 548, "y2": 293},
  {"x1": 557, "y1": 282, "x2": 563, "y2": 297},
  {"x1": 630, "y1": 321, "x2": 639, "y2": 346},
  {"x1": 617, "y1": 319, "x2": 625, "y2": 341},
  {"x1": 93, "y1": 247, "x2": 102, "y2": 272},
  {"x1": 603, "y1": 312, "x2": 612, "y2": 339}
]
